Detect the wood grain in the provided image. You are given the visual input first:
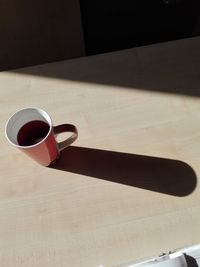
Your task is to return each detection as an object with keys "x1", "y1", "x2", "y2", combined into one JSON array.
[{"x1": 0, "y1": 37, "x2": 200, "y2": 267}]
